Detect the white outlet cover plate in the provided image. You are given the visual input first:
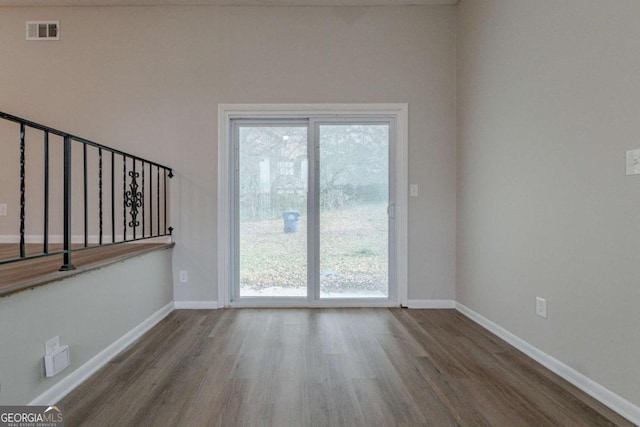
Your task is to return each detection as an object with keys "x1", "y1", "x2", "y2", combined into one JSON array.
[
  {"x1": 626, "y1": 149, "x2": 640, "y2": 175},
  {"x1": 409, "y1": 184, "x2": 418, "y2": 197},
  {"x1": 0, "y1": 204, "x2": 7, "y2": 216},
  {"x1": 535, "y1": 297, "x2": 547, "y2": 318},
  {"x1": 45, "y1": 345, "x2": 70, "y2": 377},
  {"x1": 179, "y1": 270, "x2": 188, "y2": 283}
]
